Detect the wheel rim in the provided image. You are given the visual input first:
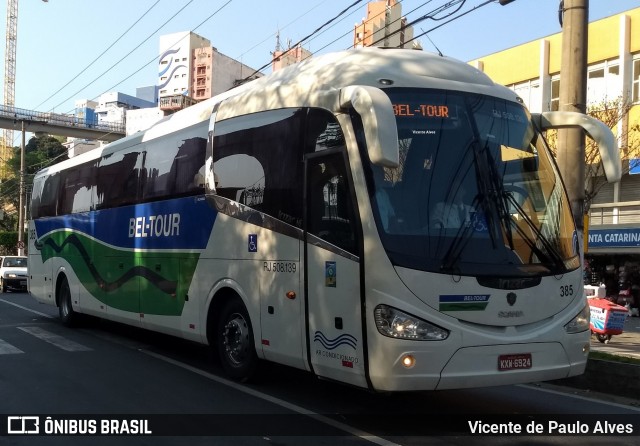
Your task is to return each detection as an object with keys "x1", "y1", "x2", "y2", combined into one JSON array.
[
  {"x1": 222, "y1": 312, "x2": 250, "y2": 366},
  {"x1": 61, "y1": 298, "x2": 69, "y2": 317}
]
